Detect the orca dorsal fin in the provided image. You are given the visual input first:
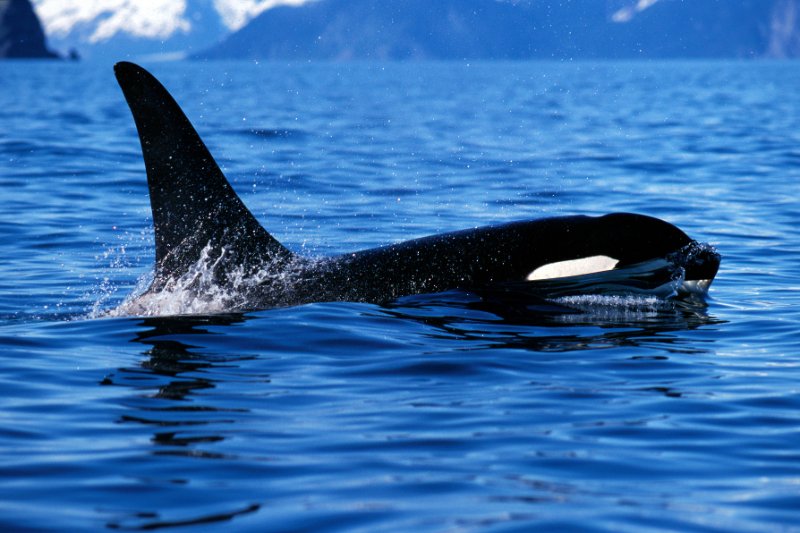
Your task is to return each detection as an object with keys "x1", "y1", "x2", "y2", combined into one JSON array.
[{"x1": 114, "y1": 61, "x2": 294, "y2": 287}]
